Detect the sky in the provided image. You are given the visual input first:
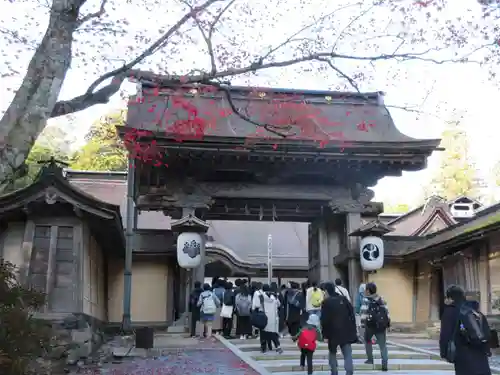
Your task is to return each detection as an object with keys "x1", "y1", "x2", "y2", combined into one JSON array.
[{"x1": 1, "y1": 0, "x2": 500, "y2": 208}]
